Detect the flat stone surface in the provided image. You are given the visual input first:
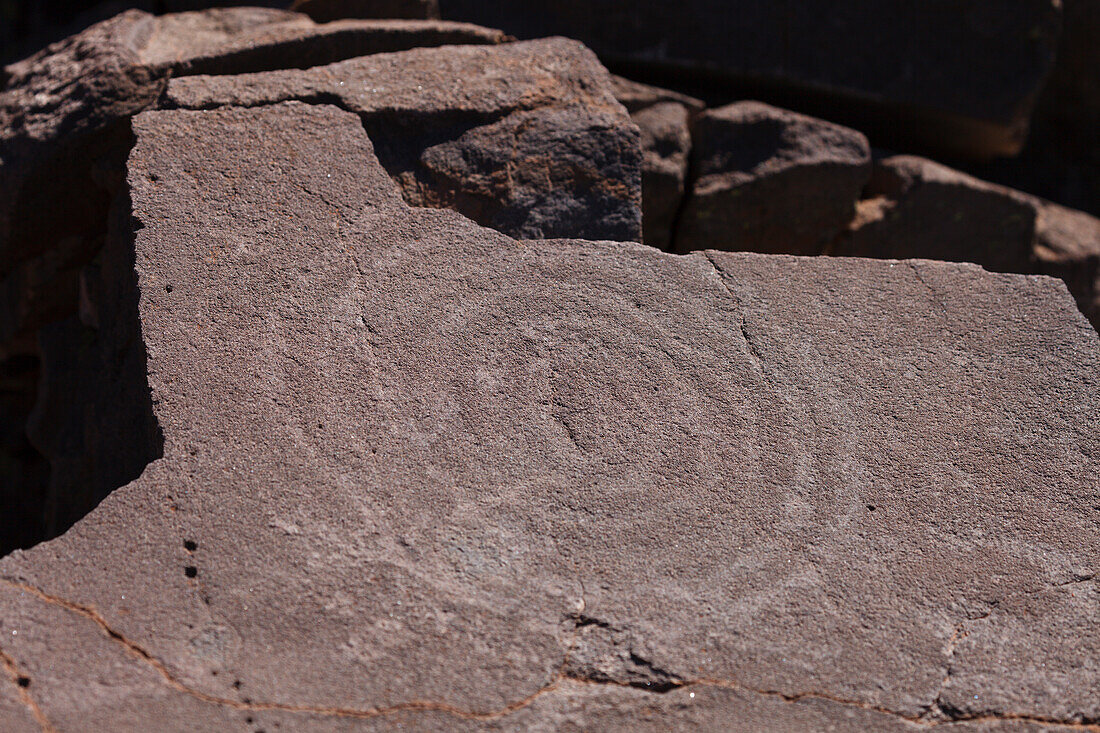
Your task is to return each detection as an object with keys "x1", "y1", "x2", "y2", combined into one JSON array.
[
  {"x1": 164, "y1": 37, "x2": 642, "y2": 242},
  {"x1": 0, "y1": 101, "x2": 1096, "y2": 731},
  {"x1": 675, "y1": 101, "x2": 870, "y2": 256}
]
